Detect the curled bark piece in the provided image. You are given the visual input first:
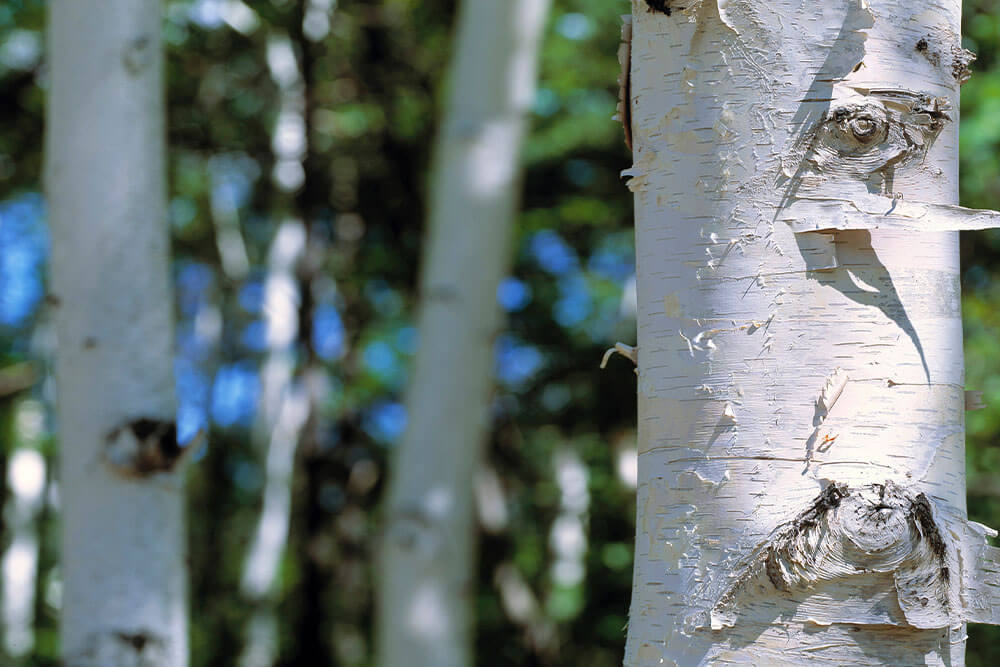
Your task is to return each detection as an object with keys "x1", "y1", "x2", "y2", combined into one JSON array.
[
  {"x1": 615, "y1": 16, "x2": 633, "y2": 151},
  {"x1": 815, "y1": 368, "x2": 848, "y2": 426},
  {"x1": 601, "y1": 342, "x2": 638, "y2": 372}
]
